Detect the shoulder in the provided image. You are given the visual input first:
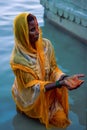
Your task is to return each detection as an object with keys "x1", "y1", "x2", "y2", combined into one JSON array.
[
  {"x1": 42, "y1": 38, "x2": 53, "y2": 49},
  {"x1": 42, "y1": 38, "x2": 51, "y2": 45},
  {"x1": 42, "y1": 38, "x2": 55, "y2": 56}
]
